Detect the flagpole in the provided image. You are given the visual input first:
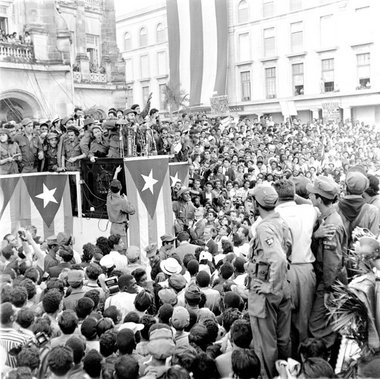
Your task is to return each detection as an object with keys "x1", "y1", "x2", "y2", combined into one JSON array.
[{"x1": 74, "y1": 171, "x2": 83, "y2": 233}]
